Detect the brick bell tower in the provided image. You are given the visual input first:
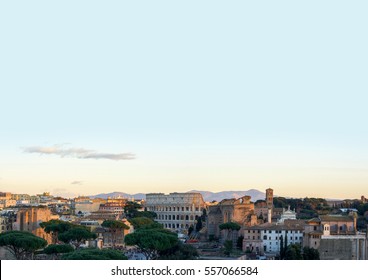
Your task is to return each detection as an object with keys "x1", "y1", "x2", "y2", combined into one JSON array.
[{"x1": 266, "y1": 188, "x2": 273, "y2": 223}]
